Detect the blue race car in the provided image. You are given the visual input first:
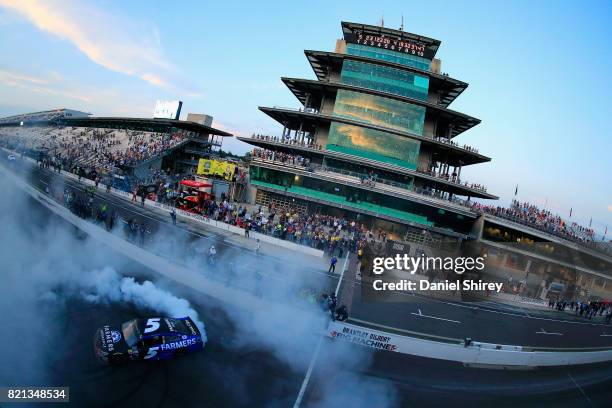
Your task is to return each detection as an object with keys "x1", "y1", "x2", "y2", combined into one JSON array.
[{"x1": 94, "y1": 316, "x2": 204, "y2": 365}]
